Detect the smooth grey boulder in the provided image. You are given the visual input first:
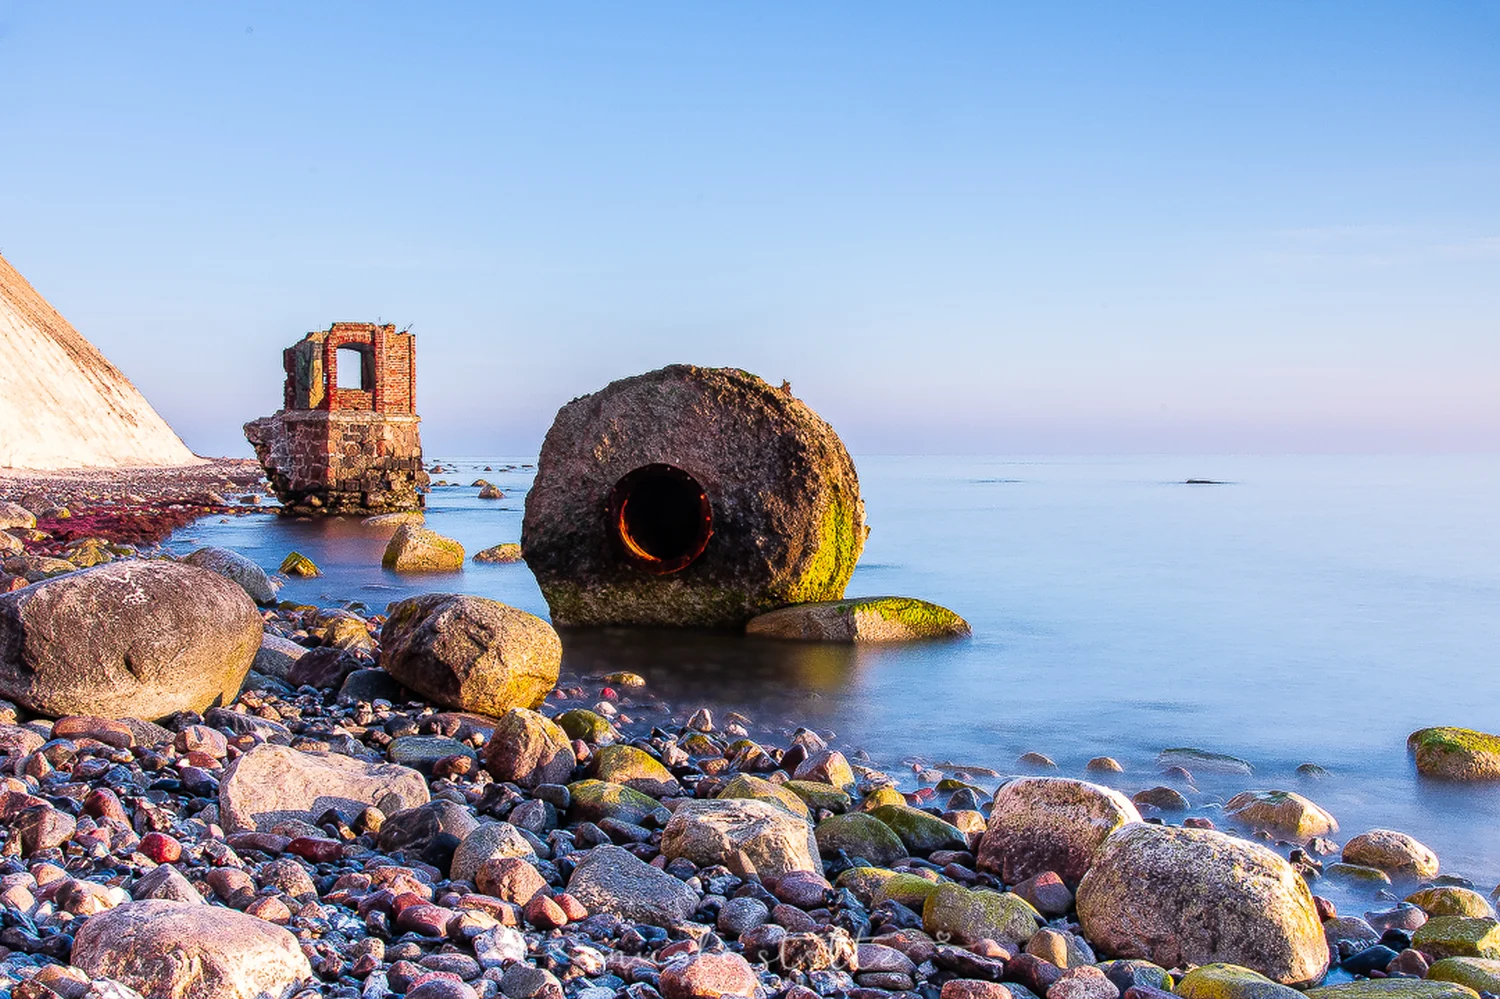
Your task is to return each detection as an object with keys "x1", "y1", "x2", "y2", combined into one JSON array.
[
  {"x1": 253, "y1": 634, "x2": 308, "y2": 681},
  {"x1": 182, "y1": 546, "x2": 279, "y2": 604},
  {"x1": 567, "y1": 844, "x2": 701, "y2": 926},
  {"x1": 661, "y1": 797, "x2": 822, "y2": 879},
  {"x1": 0, "y1": 560, "x2": 261, "y2": 721},
  {"x1": 451, "y1": 822, "x2": 536, "y2": 883},
  {"x1": 218, "y1": 743, "x2": 429, "y2": 832}
]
